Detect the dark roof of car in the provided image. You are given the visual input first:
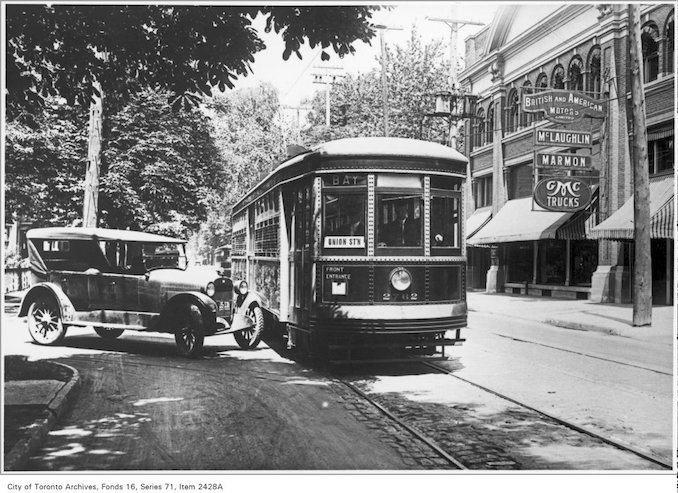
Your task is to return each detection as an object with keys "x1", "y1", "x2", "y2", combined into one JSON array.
[{"x1": 26, "y1": 227, "x2": 186, "y2": 244}]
